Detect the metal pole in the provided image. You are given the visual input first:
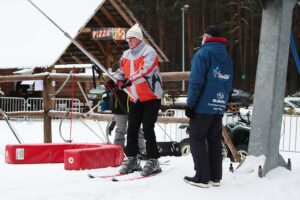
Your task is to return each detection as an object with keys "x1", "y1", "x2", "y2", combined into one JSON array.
[
  {"x1": 181, "y1": 5, "x2": 189, "y2": 92},
  {"x1": 26, "y1": 0, "x2": 137, "y2": 102},
  {"x1": 182, "y1": 7, "x2": 185, "y2": 92},
  {"x1": 247, "y1": 0, "x2": 297, "y2": 176}
]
